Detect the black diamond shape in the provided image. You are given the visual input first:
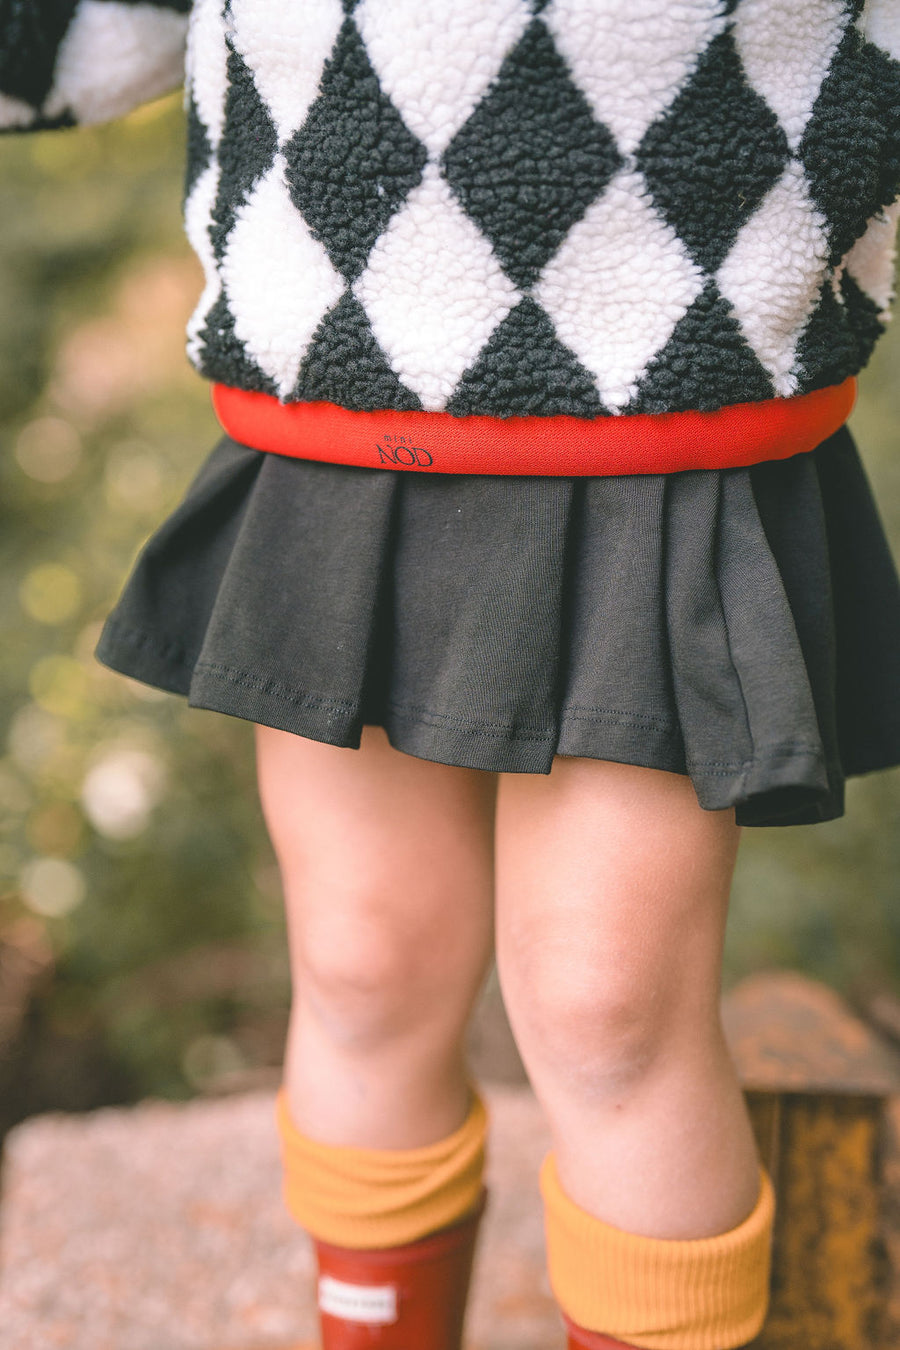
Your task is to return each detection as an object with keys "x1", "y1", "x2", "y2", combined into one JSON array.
[
  {"x1": 195, "y1": 291, "x2": 279, "y2": 397},
  {"x1": 625, "y1": 279, "x2": 775, "y2": 413},
  {"x1": 209, "y1": 43, "x2": 278, "y2": 261},
  {"x1": 441, "y1": 19, "x2": 623, "y2": 291},
  {"x1": 839, "y1": 271, "x2": 888, "y2": 370},
  {"x1": 793, "y1": 274, "x2": 881, "y2": 391},
  {"x1": 636, "y1": 29, "x2": 789, "y2": 276},
  {"x1": 0, "y1": 0, "x2": 78, "y2": 108},
  {"x1": 128, "y1": 0, "x2": 190, "y2": 9},
  {"x1": 446, "y1": 298, "x2": 607, "y2": 417},
  {"x1": 283, "y1": 18, "x2": 427, "y2": 284},
  {"x1": 800, "y1": 25, "x2": 900, "y2": 266},
  {"x1": 184, "y1": 95, "x2": 214, "y2": 204},
  {"x1": 294, "y1": 291, "x2": 423, "y2": 410}
]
